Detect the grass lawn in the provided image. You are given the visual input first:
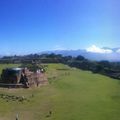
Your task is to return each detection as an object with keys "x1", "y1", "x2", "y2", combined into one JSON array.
[
  {"x1": 0, "y1": 64, "x2": 20, "y2": 73},
  {"x1": 0, "y1": 63, "x2": 120, "y2": 120}
]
